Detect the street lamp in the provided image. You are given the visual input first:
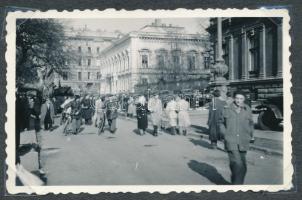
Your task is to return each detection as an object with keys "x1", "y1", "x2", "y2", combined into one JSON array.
[{"x1": 211, "y1": 17, "x2": 229, "y2": 100}]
